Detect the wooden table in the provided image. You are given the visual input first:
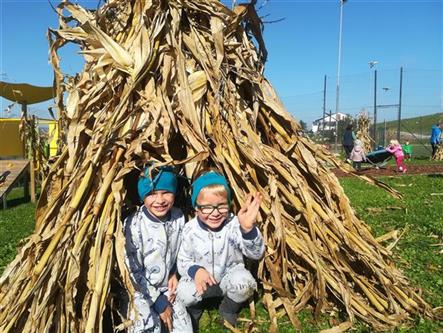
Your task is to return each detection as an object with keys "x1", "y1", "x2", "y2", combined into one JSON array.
[{"x1": 0, "y1": 159, "x2": 30, "y2": 209}]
